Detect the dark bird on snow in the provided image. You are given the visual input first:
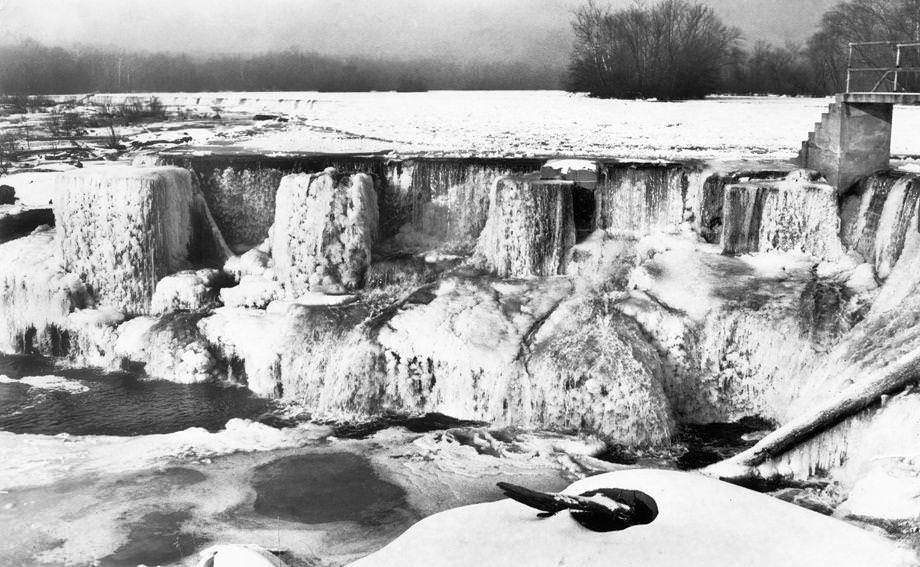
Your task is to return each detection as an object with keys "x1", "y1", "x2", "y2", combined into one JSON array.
[{"x1": 496, "y1": 481, "x2": 659, "y2": 532}]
